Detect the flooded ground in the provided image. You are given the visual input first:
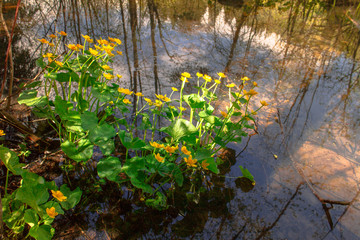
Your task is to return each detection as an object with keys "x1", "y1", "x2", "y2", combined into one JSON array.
[{"x1": 1, "y1": 0, "x2": 360, "y2": 239}]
